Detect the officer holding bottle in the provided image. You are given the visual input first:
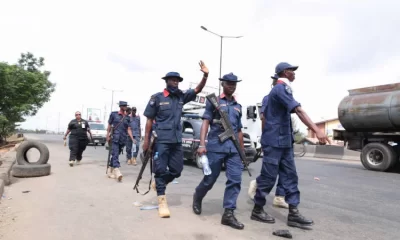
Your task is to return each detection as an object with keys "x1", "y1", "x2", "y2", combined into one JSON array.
[{"x1": 192, "y1": 73, "x2": 245, "y2": 230}]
